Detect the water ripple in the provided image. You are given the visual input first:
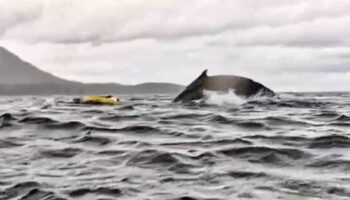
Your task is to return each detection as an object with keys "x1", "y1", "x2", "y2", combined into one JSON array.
[{"x1": 0, "y1": 93, "x2": 349, "y2": 199}]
